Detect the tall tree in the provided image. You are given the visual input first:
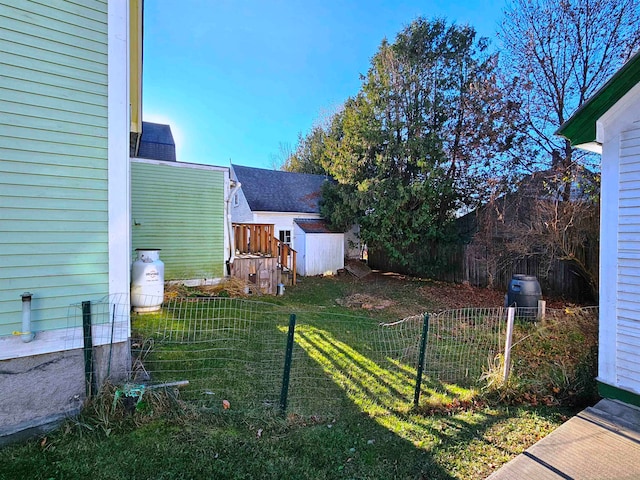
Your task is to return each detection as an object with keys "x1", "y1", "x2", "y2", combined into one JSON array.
[
  {"x1": 318, "y1": 19, "x2": 522, "y2": 273},
  {"x1": 492, "y1": 0, "x2": 639, "y2": 298},
  {"x1": 501, "y1": 0, "x2": 640, "y2": 179},
  {"x1": 281, "y1": 126, "x2": 330, "y2": 174}
]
